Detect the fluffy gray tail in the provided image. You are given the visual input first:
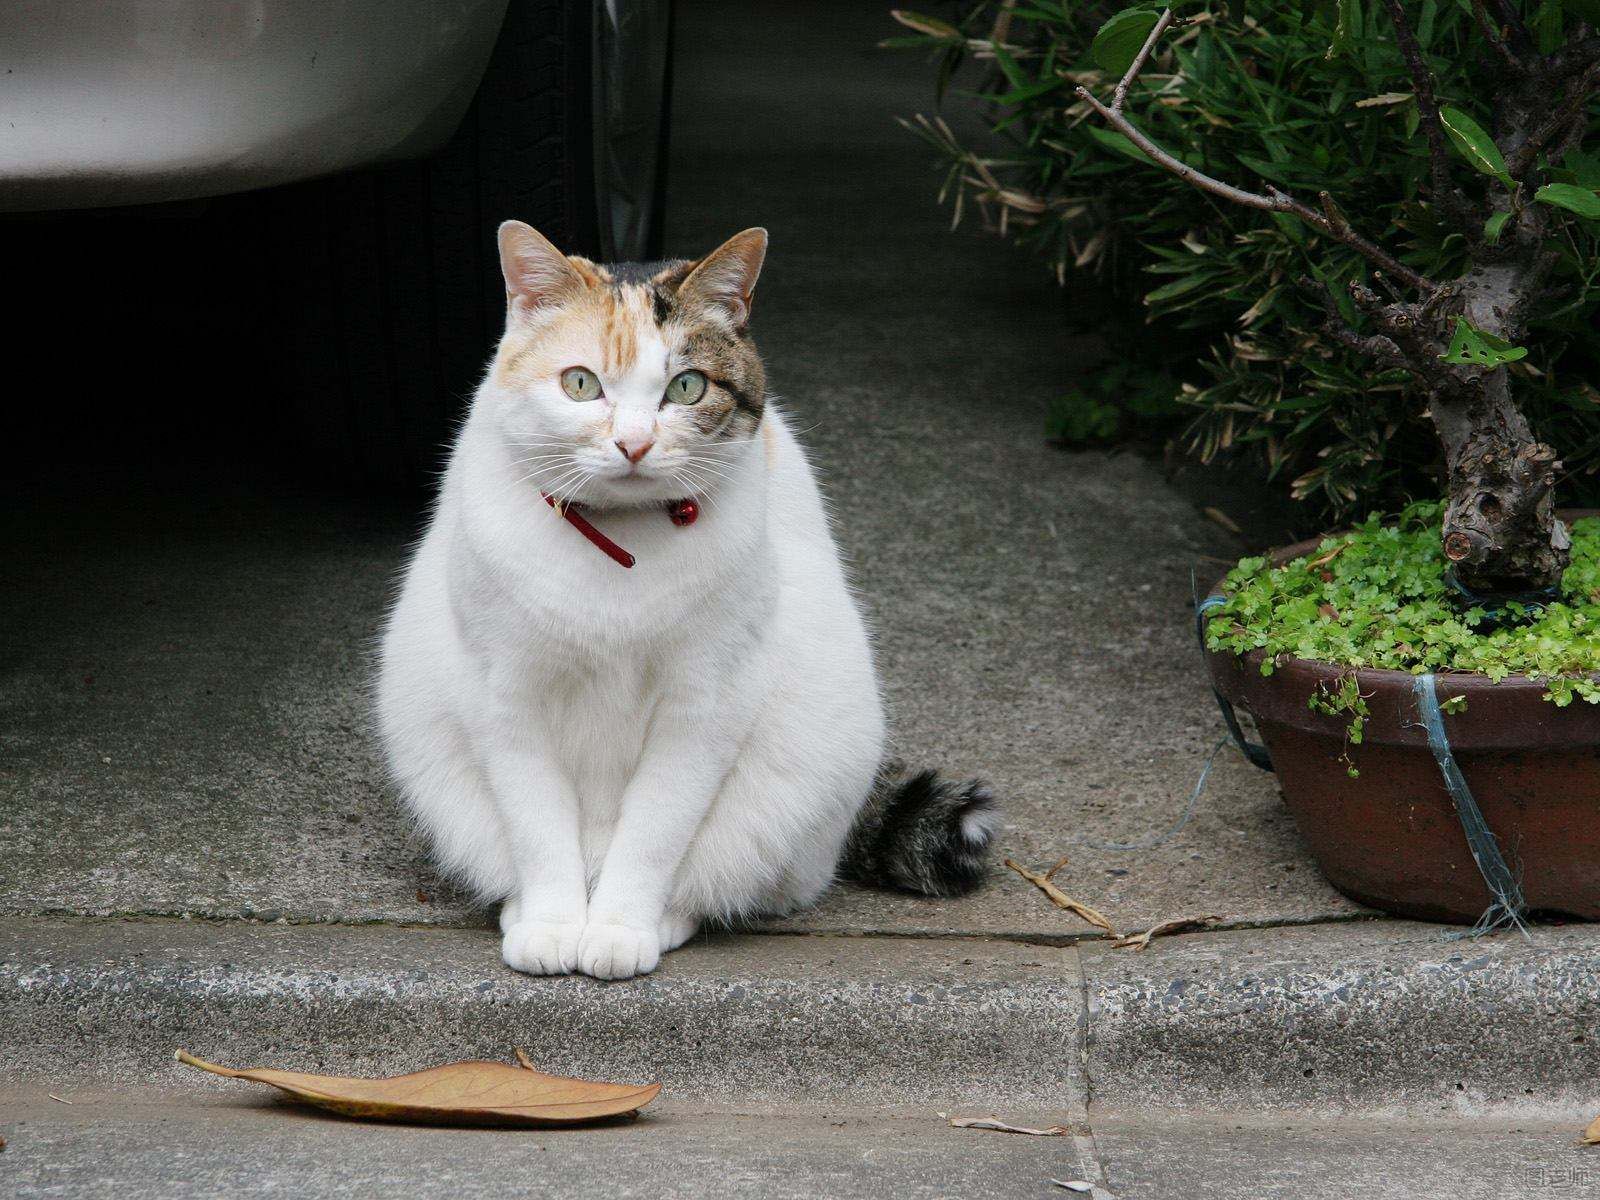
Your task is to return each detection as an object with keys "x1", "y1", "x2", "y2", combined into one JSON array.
[{"x1": 838, "y1": 761, "x2": 999, "y2": 897}]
